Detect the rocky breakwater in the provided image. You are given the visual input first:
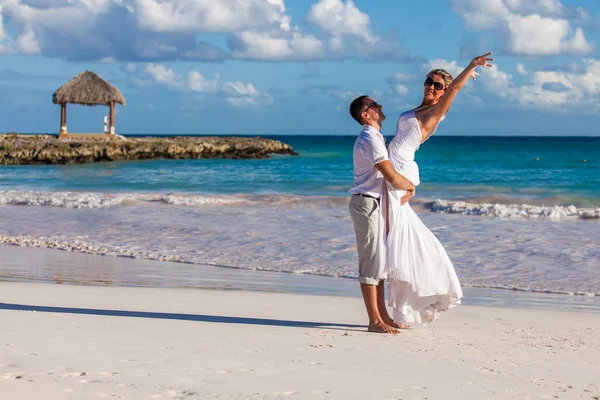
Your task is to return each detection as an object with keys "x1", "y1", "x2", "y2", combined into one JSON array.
[{"x1": 0, "y1": 134, "x2": 298, "y2": 165}]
